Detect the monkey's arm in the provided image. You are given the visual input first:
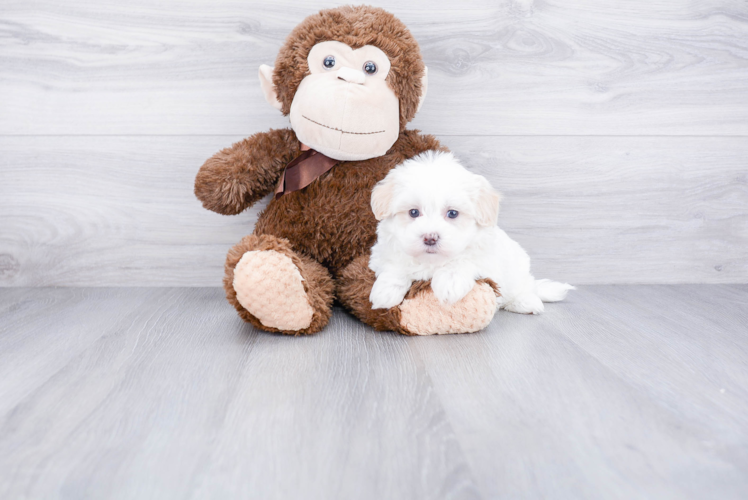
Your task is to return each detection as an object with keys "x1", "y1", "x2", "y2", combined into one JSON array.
[{"x1": 195, "y1": 128, "x2": 299, "y2": 215}]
